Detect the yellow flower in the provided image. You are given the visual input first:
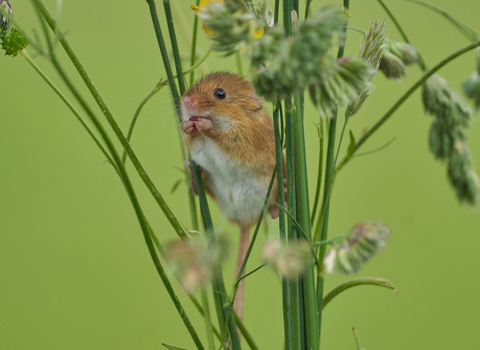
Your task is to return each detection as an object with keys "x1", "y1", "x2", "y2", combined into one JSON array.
[
  {"x1": 191, "y1": 0, "x2": 224, "y2": 37},
  {"x1": 191, "y1": 0, "x2": 263, "y2": 40},
  {"x1": 250, "y1": 20, "x2": 264, "y2": 39}
]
